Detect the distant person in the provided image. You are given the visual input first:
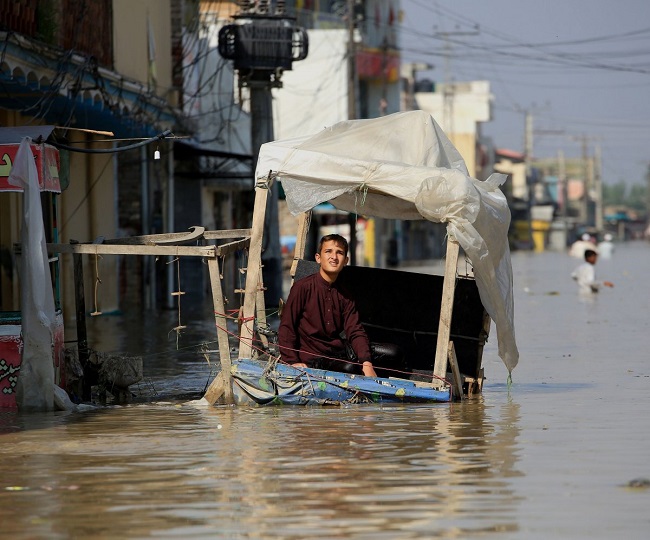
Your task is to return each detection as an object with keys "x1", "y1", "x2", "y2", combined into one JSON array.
[
  {"x1": 571, "y1": 249, "x2": 614, "y2": 295},
  {"x1": 598, "y1": 233, "x2": 615, "y2": 260},
  {"x1": 569, "y1": 233, "x2": 597, "y2": 259}
]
